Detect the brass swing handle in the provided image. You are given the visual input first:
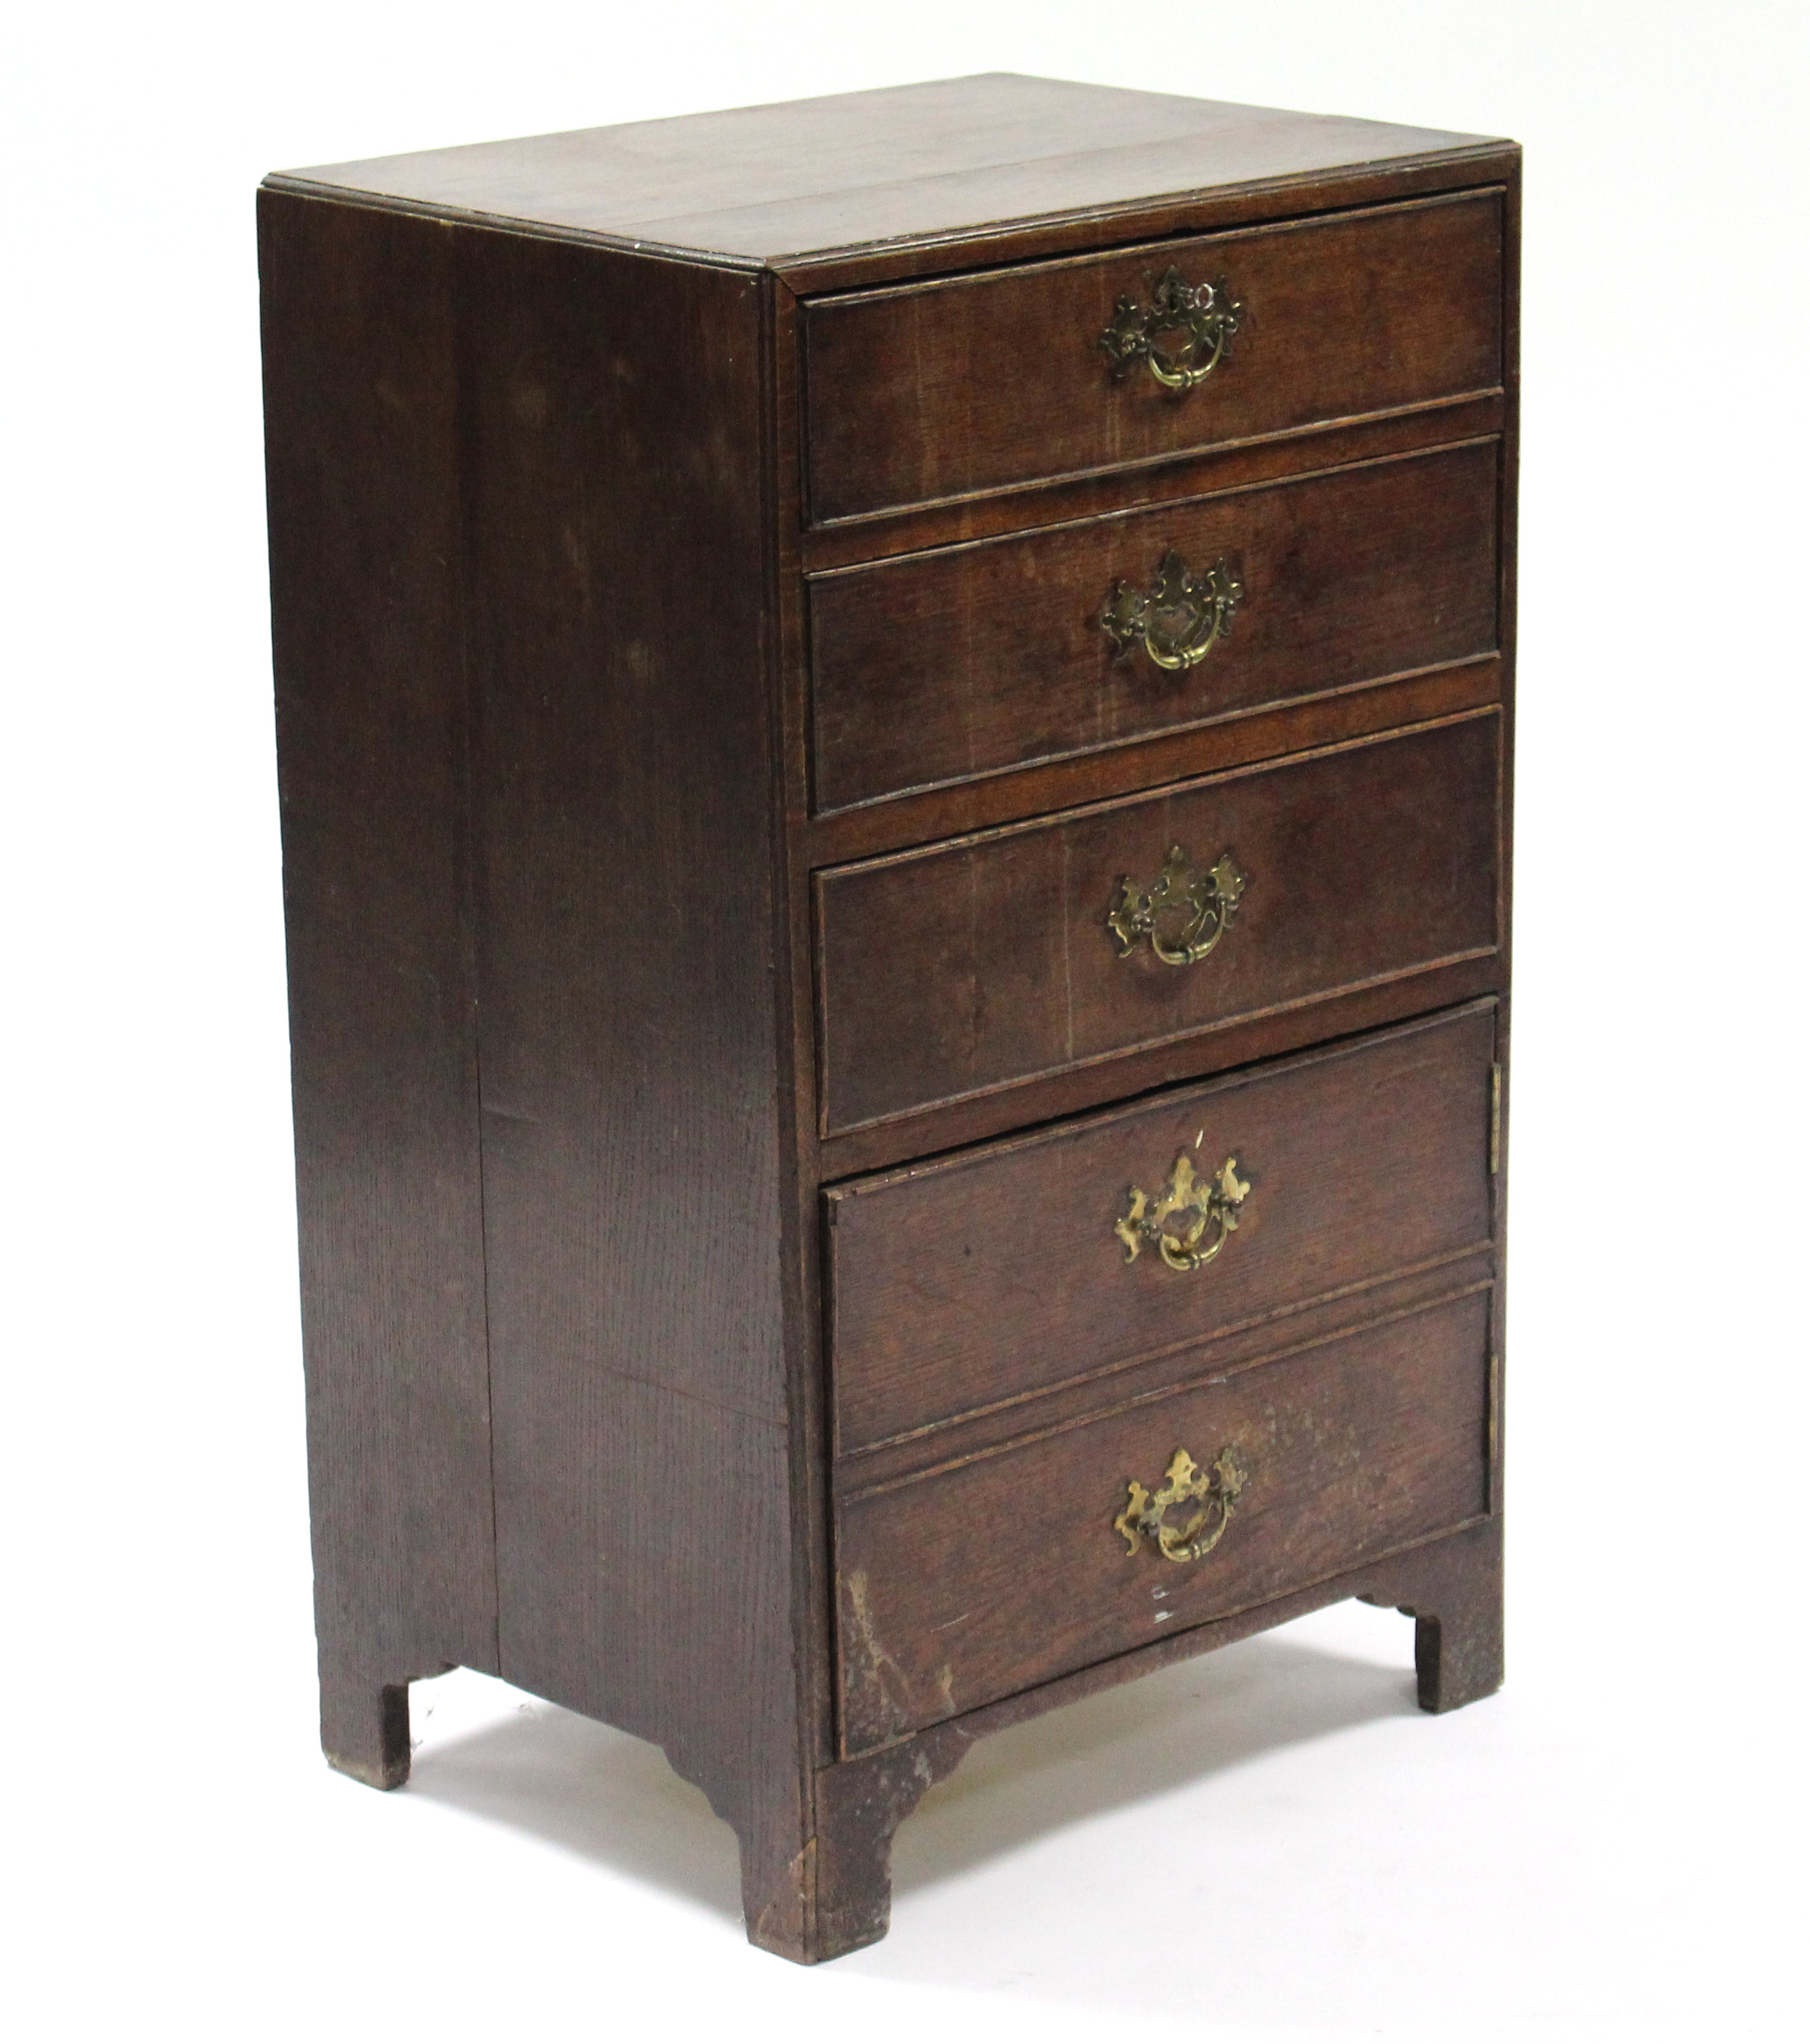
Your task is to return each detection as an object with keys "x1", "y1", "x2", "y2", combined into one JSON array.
[
  {"x1": 1115, "y1": 1445, "x2": 1251, "y2": 1563},
  {"x1": 1115, "y1": 1153, "x2": 1251, "y2": 1271},
  {"x1": 1101, "y1": 550, "x2": 1243, "y2": 671},
  {"x1": 1108, "y1": 844, "x2": 1246, "y2": 967},
  {"x1": 1099, "y1": 268, "x2": 1243, "y2": 390}
]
